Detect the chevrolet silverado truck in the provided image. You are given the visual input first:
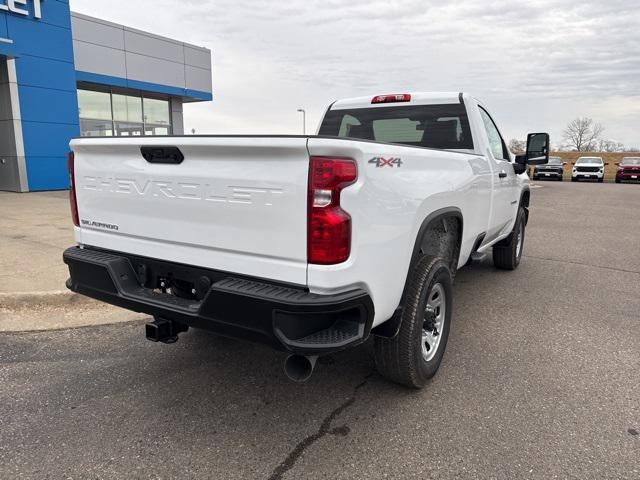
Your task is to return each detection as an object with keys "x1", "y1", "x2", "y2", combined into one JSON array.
[{"x1": 63, "y1": 92, "x2": 549, "y2": 388}]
